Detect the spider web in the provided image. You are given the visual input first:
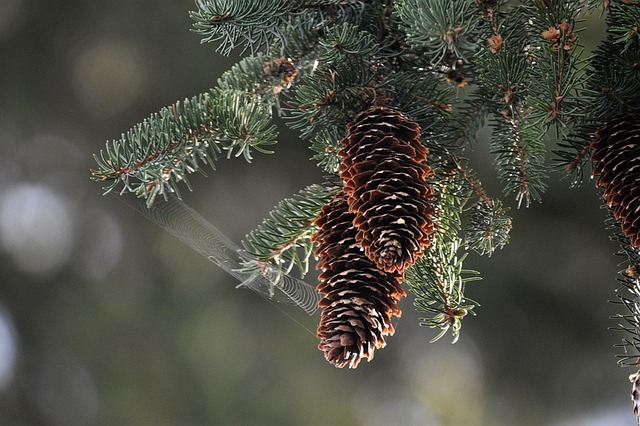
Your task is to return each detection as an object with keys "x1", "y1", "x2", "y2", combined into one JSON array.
[{"x1": 117, "y1": 193, "x2": 320, "y2": 315}]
